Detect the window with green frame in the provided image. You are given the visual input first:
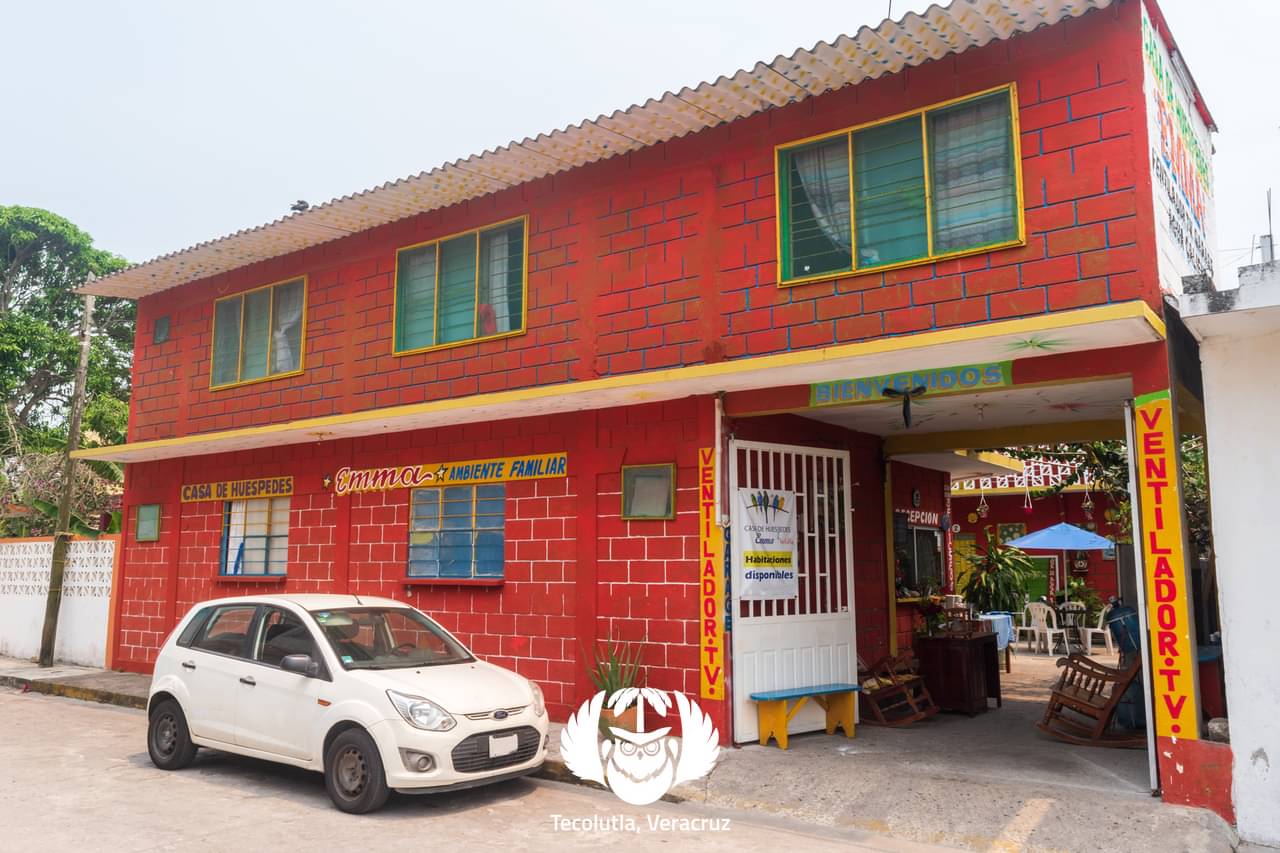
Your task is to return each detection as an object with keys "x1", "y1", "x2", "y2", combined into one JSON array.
[
  {"x1": 777, "y1": 88, "x2": 1020, "y2": 283},
  {"x1": 394, "y1": 219, "x2": 526, "y2": 352},
  {"x1": 211, "y1": 278, "x2": 305, "y2": 388}
]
